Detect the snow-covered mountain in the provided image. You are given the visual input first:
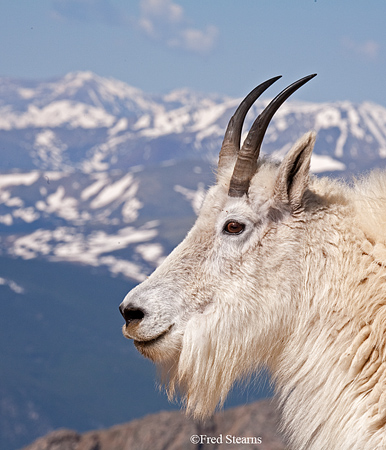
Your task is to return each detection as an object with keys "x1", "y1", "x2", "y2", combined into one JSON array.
[
  {"x1": 2, "y1": 71, "x2": 386, "y2": 174},
  {"x1": 2, "y1": 71, "x2": 386, "y2": 284},
  {"x1": 0, "y1": 162, "x2": 210, "y2": 283},
  {"x1": 0, "y1": 71, "x2": 227, "y2": 172}
]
